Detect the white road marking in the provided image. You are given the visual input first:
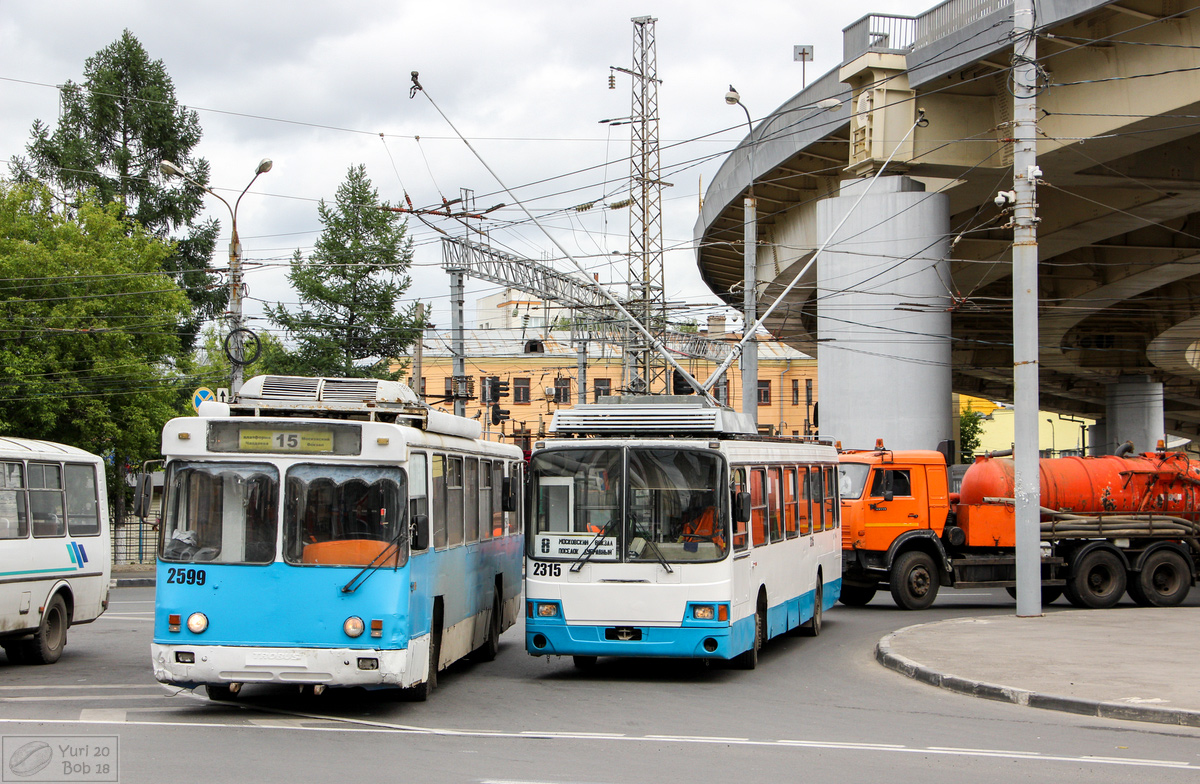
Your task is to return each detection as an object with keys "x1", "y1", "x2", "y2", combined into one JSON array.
[
  {"x1": 95, "y1": 614, "x2": 153, "y2": 622},
  {"x1": 0, "y1": 684, "x2": 161, "y2": 691},
  {"x1": 645, "y1": 734, "x2": 748, "y2": 742},
  {"x1": 0, "y1": 715, "x2": 1192, "y2": 772},
  {"x1": 80, "y1": 709, "x2": 126, "y2": 723},
  {"x1": 0, "y1": 695, "x2": 166, "y2": 702},
  {"x1": 107, "y1": 601, "x2": 156, "y2": 605}
]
